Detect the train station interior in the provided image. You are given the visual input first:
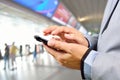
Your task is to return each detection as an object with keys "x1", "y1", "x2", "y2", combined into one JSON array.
[{"x1": 0, "y1": 0, "x2": 108, "y2": 80}]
